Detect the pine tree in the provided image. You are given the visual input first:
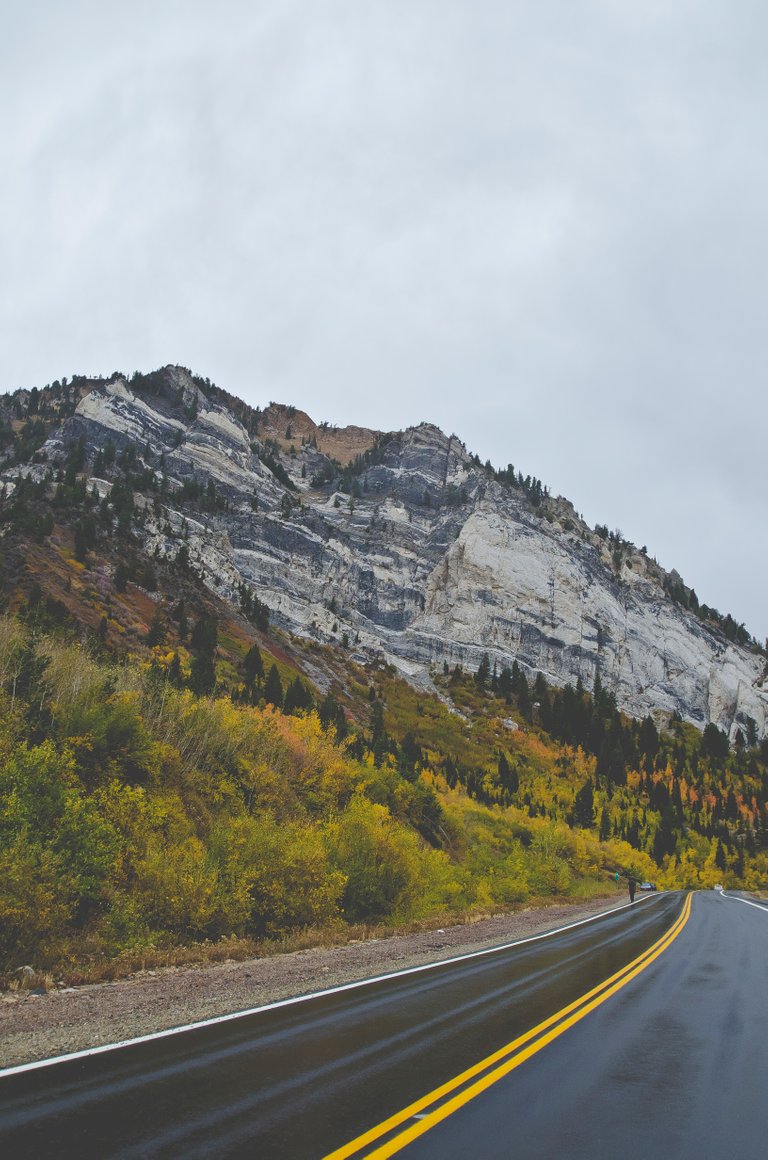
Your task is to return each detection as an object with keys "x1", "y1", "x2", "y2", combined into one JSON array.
[
  {"x1": 145, "y1": 610, "x2": 165, "y2": 647},
  {"x1": 498, "y1": 665, "x2": 513, "y2": 702},
  {"x1": 599, "y1": 806, "x2": 611, "y2": 841},
  {"x1": 263, "y1": 663, "x2": 283, "y2": 709},
  {"x1": 318, "y1": 693, "x2": 347, "y2": 739},
  {"x1": 572, "y1": 780, "x2": 595, "y2": 828},
  {"x1": 283, "y1": 677, "x2": 313, "y2": 716},
  {"x1": 167, "y1": 652, "x2": 182, "y2": 687},
  {"x1": 497, "y1": 752, "x2": 518, "y2": 794},
  {"x1": 189, "y1": 651, "x2": 216, "y2": 695},
  {"x1": 114, "y1": 562, "x2": 129, "y2": 592},
  {"x1": 243, "y1": 643, "x2": 264, "y2": 686},
  {"x1": 475, "y1": 653, "x2": 491, "y2": 689},
  {"x1": 517, "y1": 679, "x2": 532, "y2": 722},
  {"x1": 190, "y1": 614, "x2": 218, "y2": 654}
]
